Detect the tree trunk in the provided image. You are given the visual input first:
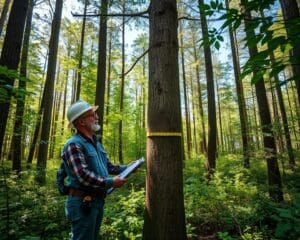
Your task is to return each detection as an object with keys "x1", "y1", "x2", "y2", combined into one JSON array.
[
  {"x1": 36, "y1": 0, "x2": 63, "y2": 184},
  {"x1": 118, "y1": 1, "x2": 126, "y2": 164},
  {"x1": 11, "y1": 0, "x2": 34, "y2": 173},
  {"x1": 143, "y1": 1, "x2": 187, "y2": 239},
  {"x1": 75, "y1": 0, "x2": 88, "y2": 101},
  {"x1": 279, "y1": 0, "x2": 300, "y2": 105},
  {"x1": 0, "y1": 0, "x2": 29, "y2": 157},
  {"x1": 215, "y1": 76, "x2": 224, "y2": 152},
  {"x1": 226, "y1": 0, "x2": 250, "y2": 167},
  {"x1": 0, "y1": 0, "x2": 11, "y2": 37},
  {"x1": 192, "y1": 36, "x2": 207, "y2": 155},
  {"x1": 105, "y1": 29, "x2": 112, "y2": 125},
  {"x1": 179, "y1": 21, "x2": 191, "y2": 159},
  {"x1": 198, "y1": 0, "x2": 217, "y2": 175},
  {"x1": 242, "y1": 0, "x2": 283, "y2": 202},
  {"x1": 95, "y1": 0, "x2": 108, "y2": 141}
]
